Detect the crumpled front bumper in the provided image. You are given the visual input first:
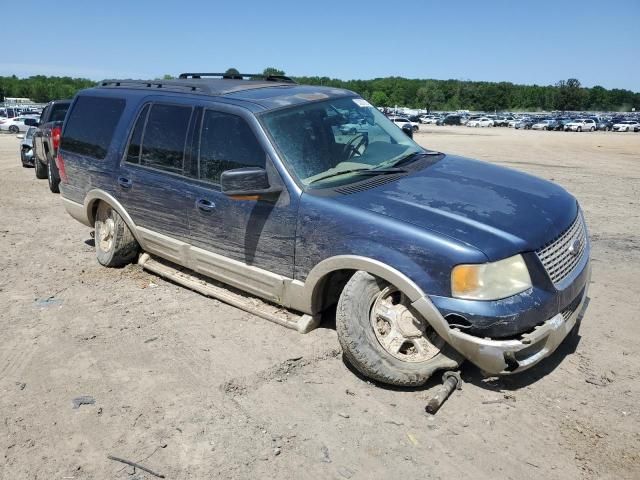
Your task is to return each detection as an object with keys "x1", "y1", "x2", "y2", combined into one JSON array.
[{"x1": 412, "y1": 263, "x2": 591, "y2": 375}]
